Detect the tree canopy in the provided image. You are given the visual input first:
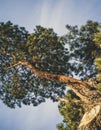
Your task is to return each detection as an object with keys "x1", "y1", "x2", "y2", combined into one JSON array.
[{"x1": 0, "y1": 20, "x2": 101, "y2": 129}]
